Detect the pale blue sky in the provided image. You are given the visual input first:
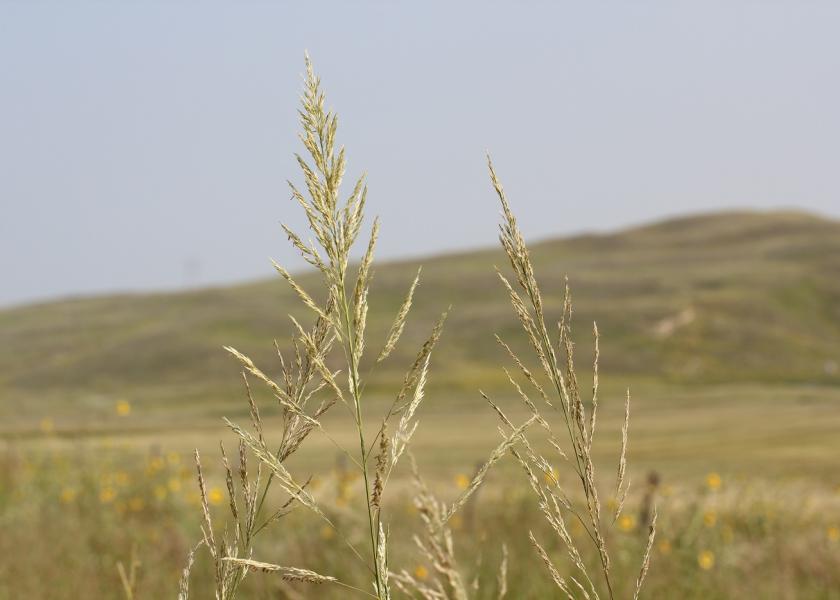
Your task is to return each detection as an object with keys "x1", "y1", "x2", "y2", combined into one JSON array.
[{"x1": 2, "y1": 1, "x2": 839, "y2": 307}]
